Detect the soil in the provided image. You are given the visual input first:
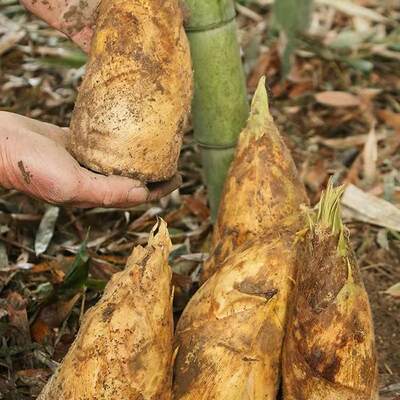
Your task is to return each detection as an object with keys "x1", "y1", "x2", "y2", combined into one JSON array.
[{"x1": 359, "y1": 237, "x2": 400, "y2": 390}]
